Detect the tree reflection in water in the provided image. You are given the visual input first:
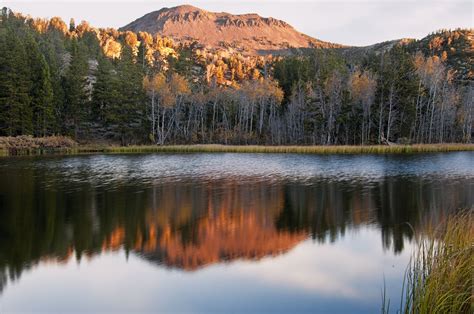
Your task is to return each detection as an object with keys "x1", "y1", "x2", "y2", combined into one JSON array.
[{"x1": 0, "y1": 162, "x2": 471, "y2": 294}]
